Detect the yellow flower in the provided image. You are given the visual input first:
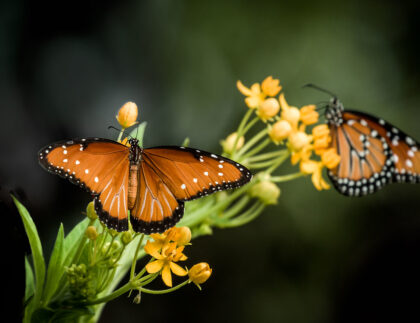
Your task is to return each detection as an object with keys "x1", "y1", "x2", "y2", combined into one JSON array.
[
  {"x1": 256, "y1": 98, "x2": 280, "y2": 121},
  {"x1": 321, "y1": 148, "x2": 341, "y2": 169},
  {"x1": 279, "y1": 93, "x2": 300, "y2": 129},
  {"x1": 189, "y1": 263, "x2": 212, "y2": 287},
  {"x1": 237, "y1": 81, "x2": 265, "y2": 109},
  {"x1": 300, "y1": 105, "x2": 319, "y2": 125},
  {"x1": 221, "y1": 132, "x2": 245, "y2": 154},
  {"x1": 269, "y1": 120, "x2": 292, "y2": 144},
  {"x1": 288, "y1": 130, "x2": 312, "y2": 151},
  {"x1": 290, "y1": 144, "x2": 312, "y2": 165},
  {"x1": 313, "y1": 135, "x2": 331, "y2": 155},
  {"x1": 312, "y1": 124, "x2": 330, "y2": 140},
  {"x1": 168, "y1": 226, "x2": 192, "y2": 246},
  {"x1": 145, "y1": 242, "x2": 188, "y2": 287},
  {"x1": 116, "y1": 102, "x2": 138, "y2": 129},
  {"x1": 261, "y1": 76, "x2": 282, "y2": 96},
  {"x1": 300, "y1": 160, "x2": 330, "y2": 190}
]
